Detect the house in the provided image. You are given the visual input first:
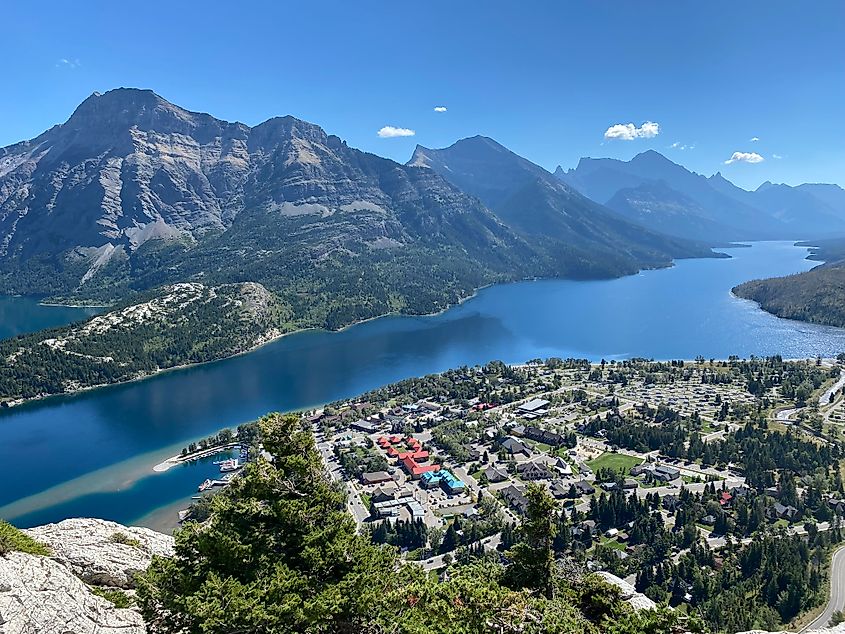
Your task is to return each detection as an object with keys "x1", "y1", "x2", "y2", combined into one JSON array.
[
  {"x1": 500, "y1": 437, "x2": 532, "y2": 458},
  {"x1": 768, "y1": 503, "x2": 800, "y2": 522},
  {"x1": 623, "y1": 479, "x2": 639, "y2": 491},
  {"x1": 524, "y1": 425, "x2": 567, "y2": 447},
  {"x1": 605, "y1": 528, "x2": 619, "y2": 538},
  {"x1": 646, "y1": 464, "x2": 681, "y2": 483},
  {"x1": 500, "y1": 485, "x2": 530, "y2": 515},
  {"x1": 573, "y1": 480, "x2": 595, "y2": 496},
  {"x1": 361, "y1": 471, "x2": 393, "y2": 485},
  {"x1": 516, "y1": 461, "x2": 555, "y2": 481},
  {"x1": 555, "y1": 458, "x2": 573, "y2": 476},
  {"x1": 662, "y1": 494, "x2": 681, "y2": 512},
  {"x1": 463, "y1": 446, "x2": 481, "y2": 462},
  {"x1": 630, "y1": 463, "x2": 648, "y2": 477},
  {"x1": 548, "y1": 480, "x2": 571, "y2": 499},
  {"x1": 829, "y1": 498, "x2": 845, "y2": 515},
  {"x1": 601, "y1": 481, "x2": 619, "y2": 492},
  {"x1": 701, "y1": 514, "x2": 716, "y2": 526},
  {"x1": 483, "y1": 466, "x2": 509, "y2": 483},
  {"x1": 718, "y1": 491, "x2": 733, "y2": 507},
  {"x1": 730, "y1": 485, "x2": 752, "y2": 499},
  {"x1": 572, "y1": 520, "x2": 597, "y2": 540}
]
